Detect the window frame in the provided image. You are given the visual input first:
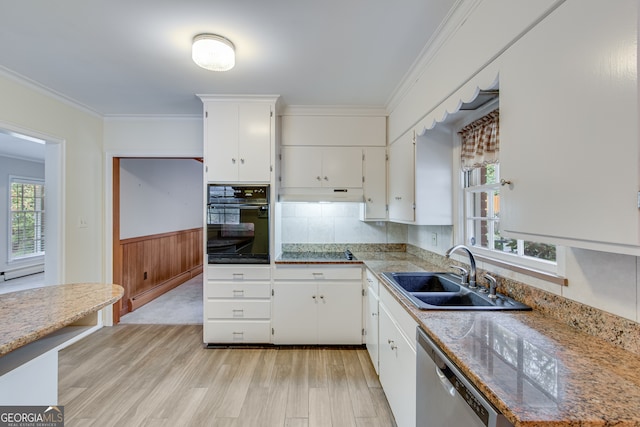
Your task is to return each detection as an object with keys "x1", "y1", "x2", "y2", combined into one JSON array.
[
  {"x1": 453, "y1": 103, "x2": 564, "y2": 278},
  {"x1": 8, "y1": 175, "x2": 45, "y2": 262}
]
